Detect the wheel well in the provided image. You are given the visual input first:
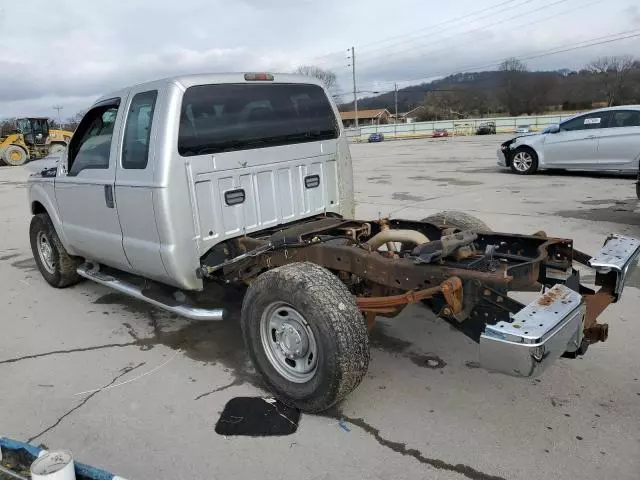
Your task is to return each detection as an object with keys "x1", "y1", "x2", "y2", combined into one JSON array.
[
  {"x1": 31, "y1": 201, "x2": 47, "y2": 215},
  {"x1": 507, "y1": 145, "x2": 537, "y2": 166}
]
